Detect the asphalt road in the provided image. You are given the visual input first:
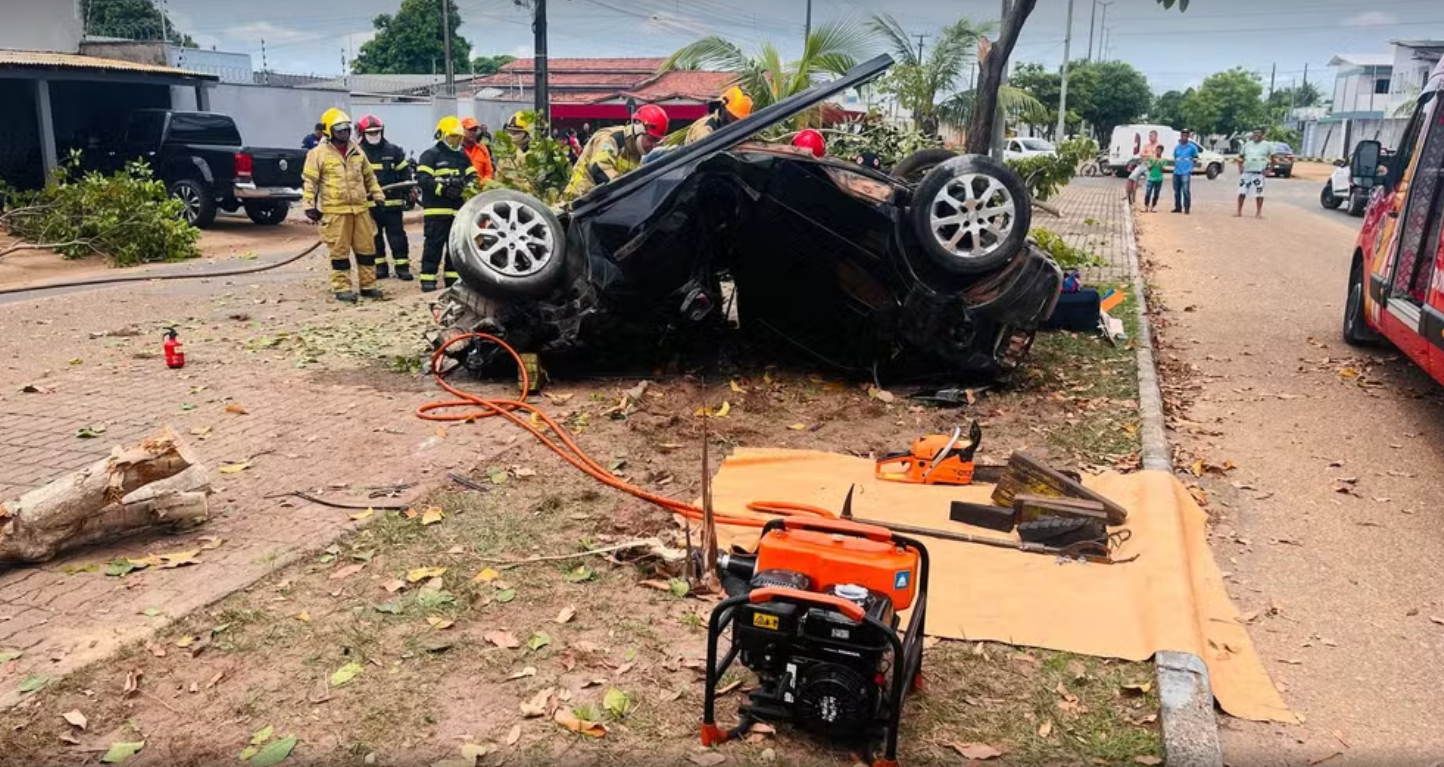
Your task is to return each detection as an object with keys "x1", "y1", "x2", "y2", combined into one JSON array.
[{"x1": 1138, "y1": 176, "x2": 1444, "y2": 765}]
